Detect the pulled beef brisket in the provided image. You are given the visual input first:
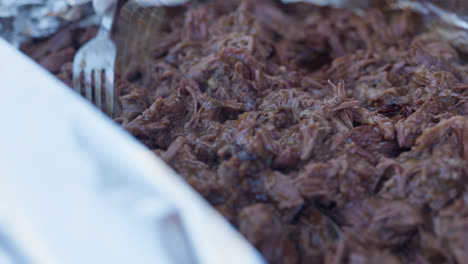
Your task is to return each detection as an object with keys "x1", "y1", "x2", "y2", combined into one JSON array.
[
  {"x1": 21, "y1": 26, "x2": 99, "y2": 85},
  {"x1": 21, "y1": 0, "x2": 468, "y2": 263}
]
